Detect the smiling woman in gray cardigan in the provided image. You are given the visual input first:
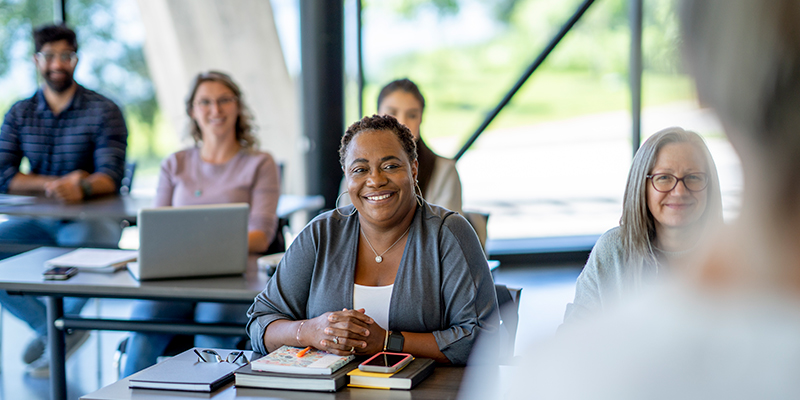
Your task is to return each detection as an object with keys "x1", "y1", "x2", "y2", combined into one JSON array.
[
  {"x1": 247, "y1": 200, "x2": 497, "y2": 364},
  {"x1": 247, "y1": 115, "x2": 497, "y2": 365}
]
